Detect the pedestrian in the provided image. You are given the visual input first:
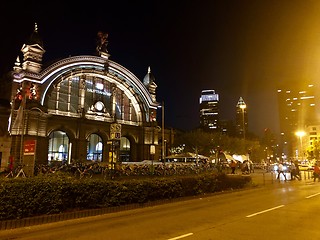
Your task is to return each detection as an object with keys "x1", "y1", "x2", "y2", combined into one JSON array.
[
  {"x1": 249, "y1": 161, "x2": 254, "y2": 173},
  {"x1": 241, "y1": 160, "x2": 249, "y2": 174},
  {"x1": 230, "y1": 160, "x2": 237, "y2": 174},
  {"x1": 277, "y1": 162, "x2": 287, "y2": 181},
  {"x1": 313, "y1": 162, "x2": 320, "y2": 182},
  {"x1": 290, "y1": 161, "x2": 301, "y2": 180}
]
